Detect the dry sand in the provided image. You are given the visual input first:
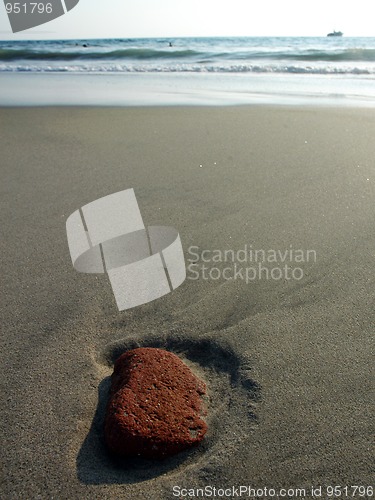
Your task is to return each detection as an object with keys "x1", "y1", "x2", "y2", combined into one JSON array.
[{"x1": 1, "y1": 106, "x2": 374, "y2": 499}]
